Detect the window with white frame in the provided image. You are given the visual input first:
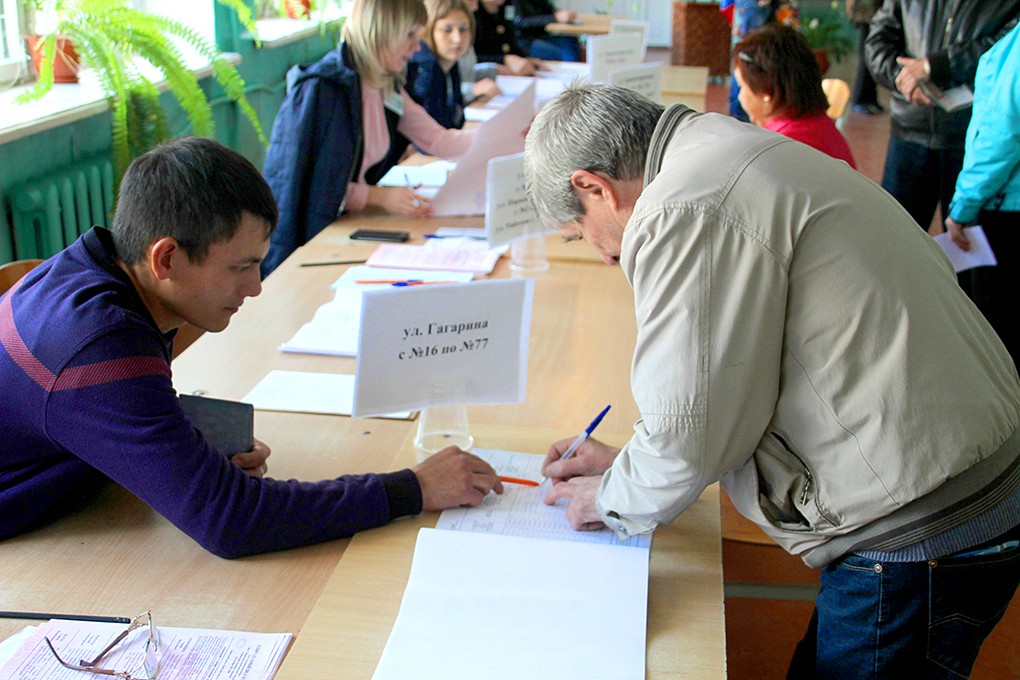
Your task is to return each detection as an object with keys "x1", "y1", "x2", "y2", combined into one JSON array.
[
  {"x1": 0, "y1": 0, "x2": 219, "y2": 89},
  {"x1": 1, "y1": 0, "x2": 27, "y2": 86},
  {"x1": 133, "y1": 0, "x2": 217, "y2": 44}
]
